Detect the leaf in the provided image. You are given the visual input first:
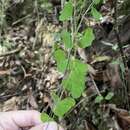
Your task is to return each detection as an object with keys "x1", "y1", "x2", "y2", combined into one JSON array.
[
  {"x1": 51, "y1": 91, "x2": 60, "y2": 103},
  {"x1": 62, "y1": 76, "x2": 72, "y2": 91},
  {"x1": 120, "y1": 62, "x2": 125, "y2": 73},
  {"x1": 63, "y1": 59, "x2": 88, "y2": 98},
  {"x1": 72, "y1": 59, "x2": 88, "y2": 75},
  {"x1": 61, "y1": 30, "x2": 73, "y2": 49},
  {"x1": 92, "y1": 56, "x2": 111, "y2": 64},
  {"x1": 57, "y1": 59, "x2": 68, "y2": 73},
  {"x1": 41, "y1": 113, "x2": 53, "y2": 122},
  {"x1": 88, "y1": 64, "x2": 96, "y2": 75},
  {"x1": 94, "y1": 0, "x2": 101, "y2": 5},
  {"x1": 70, "y1": 72, "x2": 85, "y2": 98},
  {"x1": 59, "y1": 1, "x2": 73, "y2": 21},
  {"x1": 54, "y1": 49, "x2": 68, "y2": 73},
  {"x1": 105, "y1": 92, "x2": 114, "y2": 100},
  {"x1": 112, "y1": 44, "x2": 118, "y2": 50},
  {"x1": 63, "y1": 70, "x2": 85, "y2": 96},
  {"x1": 54, "y1": 49, "x2": 66, "y2": 63},
  {"x1": 91, "y1": 7, "x2": 102, "y2": 21},
  {"x1": 53, "y1": 97, "x2": 75, "y2": 117},
  {"x1": 80, "y1": 28, "x2": 95, "y2": 48},
  {"x1": 95, "y1": 95, "x2": 104, "y2": 103},
  {"x1": 111, "y1": 59, "x2": 120, "y2": 65},
  {"x1": 0, "y1": 44, "x2": 8, "y2": 55}
]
